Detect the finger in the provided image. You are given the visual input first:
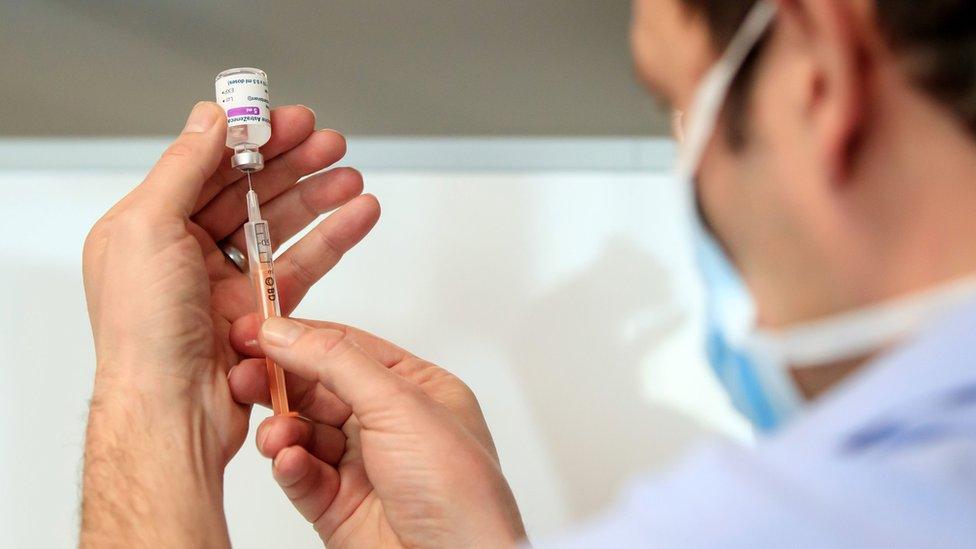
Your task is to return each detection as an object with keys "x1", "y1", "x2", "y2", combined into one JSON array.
[
  {"x1": 193, "y1": 129, "x2": 348, "y2": 242},
  {"x1": 222, "y1": 167, "x2": 364, "y2": 254},
  {"x1": 191, "y1": 105, "x2": 317, "y2": 213},
  {"x1": 135, "y1": 102, "x2": 226, "y2": 217},
  {"x1": 229, "y1": 358, "x2": 352, "y2": 427},
  {"x1": 272, "y1": 446, "x2": 341, "y2": 527},
  {"x1": 275, "y1": 194, "x2": 381, "y2": 313},
  {"x1": 260, "y1": 318, "x2": 423, "y2": 418},
  {"x1": 232, "y1": 313, "x2": 409, "y2": 367},
  {"x1": 256, "y1": 416, "x2": 345, "y2": 465}
]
